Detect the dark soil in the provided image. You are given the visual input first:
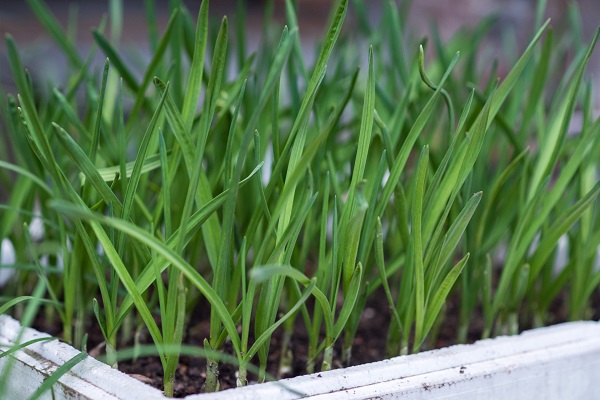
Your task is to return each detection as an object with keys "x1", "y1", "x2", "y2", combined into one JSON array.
[
  {"x1": 116, "y1": 294, "x2": 396, "y2": 397},
  {"x1": 30, "y1": 287, "x2": 600, "y2": 398}
]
